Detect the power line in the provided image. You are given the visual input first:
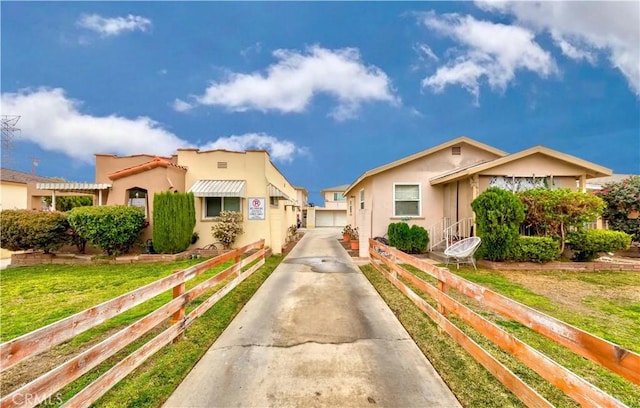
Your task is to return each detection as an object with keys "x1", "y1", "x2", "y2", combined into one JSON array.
[{"x1": 1, "y1": 115, "x2": 21, "y2": 166}]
